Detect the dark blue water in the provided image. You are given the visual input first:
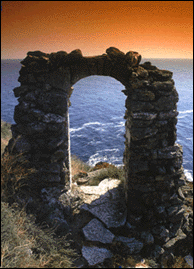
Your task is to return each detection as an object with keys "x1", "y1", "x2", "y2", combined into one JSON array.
[{"x1": 1, "y1": 58, "x2": 193, "y2": 181}]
